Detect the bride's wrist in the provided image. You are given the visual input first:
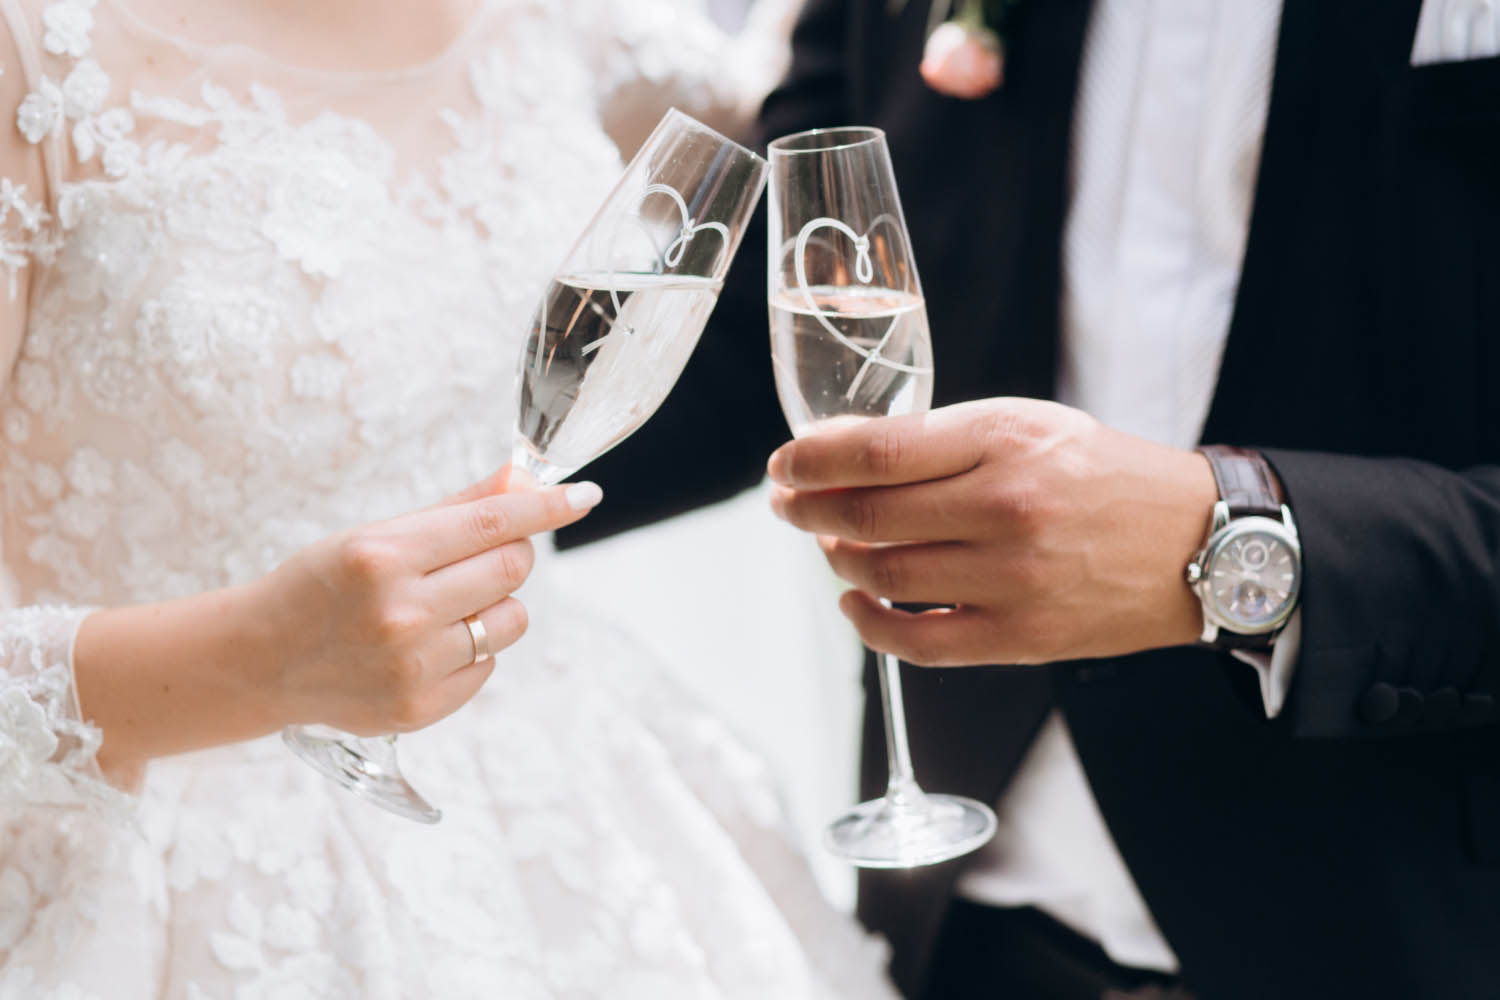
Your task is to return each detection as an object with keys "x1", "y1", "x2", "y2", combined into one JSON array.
[
  {"x1": 74, "y1": 583, "x2": 295, "y2": 768},
  {"x1": 224, "y1": 575, "x2": 306, "y2": 732}
]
